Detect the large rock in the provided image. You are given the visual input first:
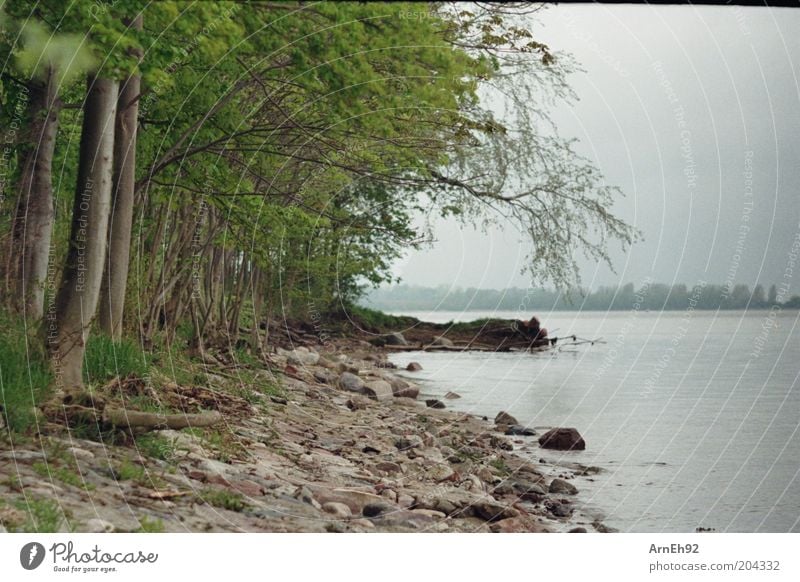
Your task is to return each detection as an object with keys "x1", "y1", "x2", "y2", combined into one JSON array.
[
  {"x1": 338, "y1": 372, "x2": 365, "y2": 394},
  {"x1": 505, "y1": 424, "x2": 536, "y2": 436},
  {"x1": 385, "y1": 376, "x2": 419, "y2": 399},
  {"x1": 495, "y1": 411, "x2": 519, "y2": 426},
  {"x1": 549, "y1": 478, "x2": 578, "y2": 495},
  {"x1": 425, "y1": 399, "x2": 446, "y2": 409},
  {"x1": 363, "y1": 380, "x2": 393, "y2": 401},
  {"x1": 384, "y1": 332, "x2": 408, "y2": 346},
  {"x1": 471, "y1": 498, "x2": 520, "y2": 522},
  {"x1": 431, "y1": 335, "x2": 454, "y2": 347},
  {"x1": 538, "y1": 427, "x2": 586, "y2": 451},
  {"x1": 406, "y1": 362, "x2": 423, "y2": 371},
  {"x1": 281, "y1": 347, "x2": 320, "y2": 366}
]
